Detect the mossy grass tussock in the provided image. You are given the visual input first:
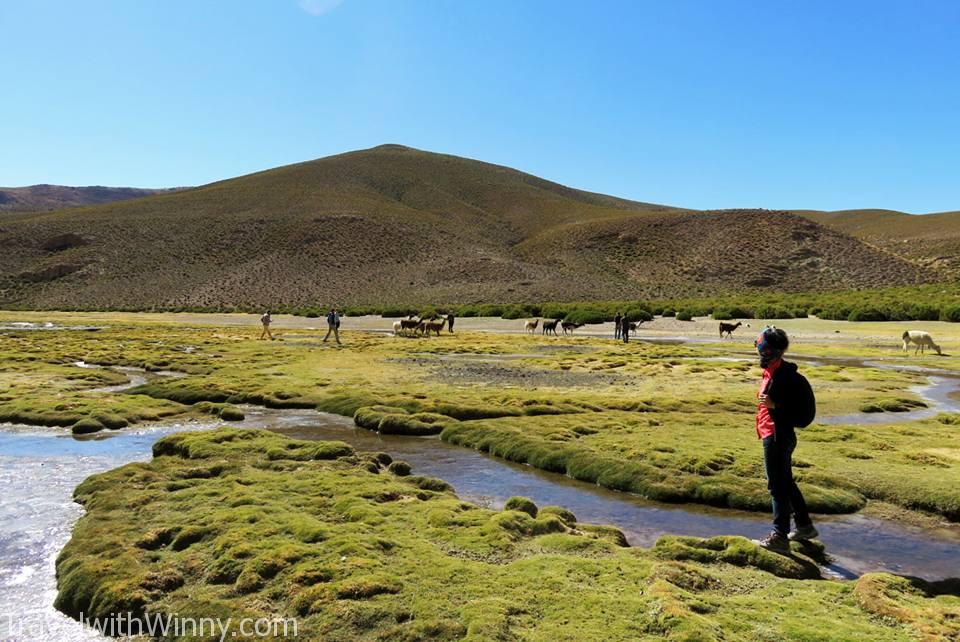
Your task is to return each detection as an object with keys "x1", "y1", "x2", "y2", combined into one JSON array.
[{"x1": 55, "y1": 428, "x2": 960, "y2": 640}]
